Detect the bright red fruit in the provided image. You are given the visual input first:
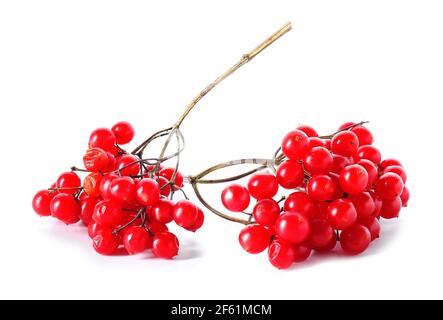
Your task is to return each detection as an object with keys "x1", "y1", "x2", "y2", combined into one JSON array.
[
  {"x1": 152, "y1": 232, "x2": 179, "y2": 259},
  {"x1": 50, "y1": 193, "x2": 80, "y2": 224},
  {"x1": 79, "y1": 196, "x2": 100, "y2": 225},
  {"x1": 276, "y1": 160, "x2": 304, "y2": 189},
  {"x1": 340, "y1": 224, "x2": 371, "y2": 255},
  {"x1": 185, "y1": 208, "x2": 205, "y2": 232},
  {"x1": 89, "y1": 128, "x2": 116, "y2": 153},
  {"x1": 380, "y1": 158, "x2": 402, "y2": 170},
  {"x1": 303, "y1": 147, "x2": 333, "y2": 175},
  {"x1": 380, "y1": 197, "x2": 402, "y2": 219},
  {"x1": 356, "y1": 159, "x2": 378, "y2": 186},
  {"x1": 361, "y1": 217, "x2": 380, "y2": 240},
  {"x1": 92, "y1": 229, "x2": 119, "y2": 255},
  {"x1": 88, "y1": 221, "x2": 104, "y2": 239},
  {"x1": 351, "y1": 126, "x2": 373, "y2": 146},
  {"x1": 155, "y1": 176, "x2": 172, "y2": 197},
  {"x1": 32, "y1": 190, "x2": 55, "y2": 216},
  {"x1": 281, "y1": 129, "x2": 310, "y2": 160},
  {"x1": 383, "y1": 165, "x2": 407, "y2": 183},
  {"x1": 247, "y1": 172, "x2": 278, "y2": 200},
  {"x1": 116, "y1": 154, "x2": 140, "y2": 176},
  {"x1": 56, "y1": 172, "x2": 81, "y2": 194},
  {"x1": 338, "y1": 122, "x2": 356, "y2": 131},
  {"x1": 348, "y1": 192, "x2": 375, "y2": 220},
  {"x1": 296, "y1": 125, "x2": 318, "y2": 137},
  {"x1": 283, "y1": 192, "x2": 315, "y2": 217},
  {"x1": 307, "y1": 175, "x2": 335, "y2": 201},
  {"x1": 400, "y1": 187, "x2": 410, "y2": 207},
  {"x1": 111, "y1": 121, "x2": 135, "y2": 145},
  {"x1": 83, "y1": 148, "x2": 109, "y2": 172},
  {"x1": 159, "y1": 167, "x2": 184, "y2": 190},
  {"x1": 331, "y1": 154, "x2": 352, "y2": 174},
  {"x1": 356, "y1": 145, "x2": 382, "y2": 165},
  {"x1": 375, "y1": 173, "x2": 404, "y2": 200},
  {"x1": 122, "y1": 226, "x2": 150, "y2": 255},
  {"x1": 253, "y1": 199, "x2": 281, "y2": 228},
  {"x1": 331, "y1": 131, "x2": 359, "y2": 157},
  {"x1": 151, "y1": 198, "x2": 174, "y2": 224},
  {"x1": 99, "y1": 173, "x2": 118, "y2": 199},
  {"x1": 292, "y1": 244, "x2": 312, "y2": 263},
  {"x1": 315, "y1": 235, "x2": 337, "y2": 253},
  {"x1": 221, "y1": 184, "x2": 250, "y2": 212},
  {"x1": 327, "y1": 199, "x2": 357, "y2": 230},
  {"x1": 136, "y1": 178, "x2": 160, "y2": 206},
  {"x1": 275, "y1": 212, "x2": 310, "y2": 244},
  {"x1": 307, "y1": 219, "x2": 334, "y2": 248},
  {"x1": 239, "y1": 224, "x2": 271, "y2": 254},
  {"x1": 92, "y1": 200, "x2": 122, "y2": 227},
  {"x1": 339, "y1": 164, "x2": 368, "y2": 195},
  {"x1": 173, "y1": 200, "x2": 198, "y2": 229},
  {"x1": 110, "y1": 176, "x2": 137, "y2": 204},
  {"x1": 268, "y1": 239, "x2": 294, "y2": 269},
  {"x1": 309, "y1": 137, "x2": 326, "y2": 149},
  {"x1": 83, "y1": 173, "x2": 103, "y2": 197}
]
